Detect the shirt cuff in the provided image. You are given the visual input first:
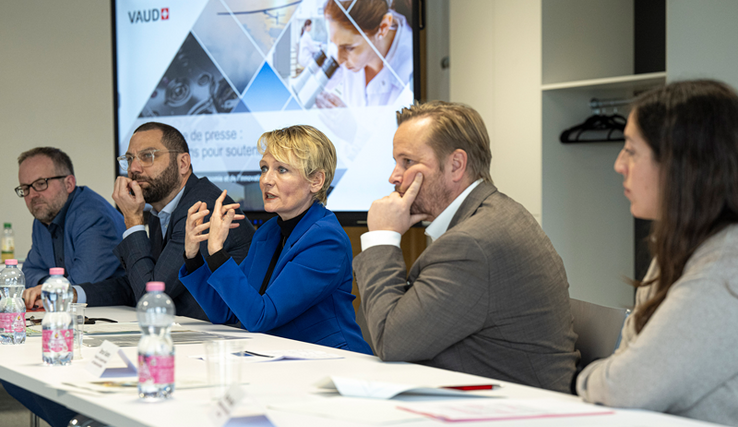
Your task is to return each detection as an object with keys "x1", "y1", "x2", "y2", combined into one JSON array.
[
  {"x1": 74, "y1": 285, "x2": 87, "y2": 304},
  {"x1": 206, "y1": 249, "x2": 232, "y2": 273},
  {"x1": 184, "y1": 251, "x2": 205, "y2": 274},
  {"x1": 361, "y1": 230, "x2": 402, "y2": 251},
  {"x1": 122, "y1": 225, "x2": 146, "y2": 240}
]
